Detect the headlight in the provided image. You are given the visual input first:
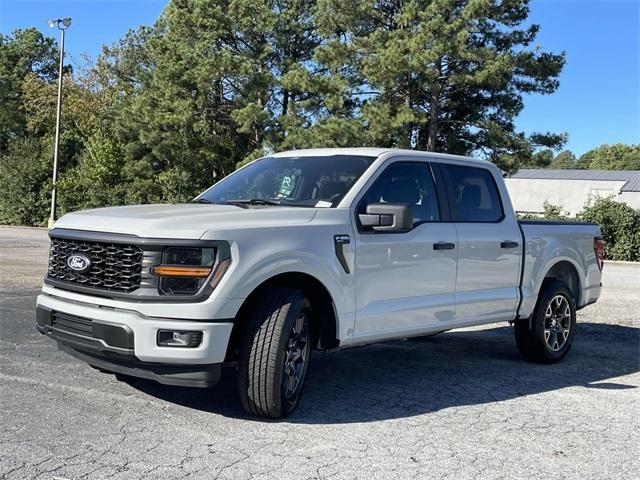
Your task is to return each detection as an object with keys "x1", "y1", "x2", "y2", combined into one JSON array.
[{"x1": 153, "y1": 247, "x2": 223, "y2": 295}]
